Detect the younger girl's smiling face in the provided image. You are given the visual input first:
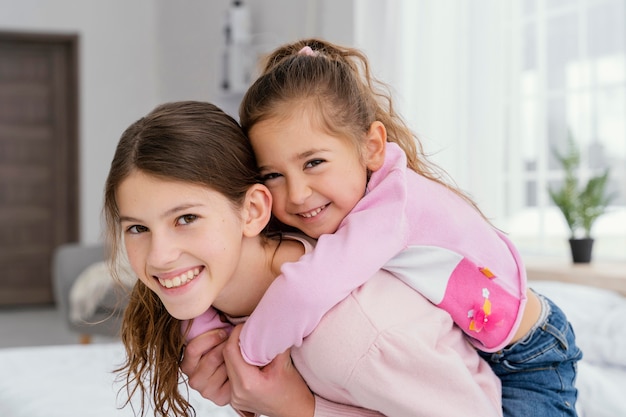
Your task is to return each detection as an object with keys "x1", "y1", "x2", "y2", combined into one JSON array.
[
  {"x1": 249, "y1": 110, "x2": 371, "y2": 239},
  {"x1": 116, "y1": 170, "x2": 246, "y2": 320}
]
